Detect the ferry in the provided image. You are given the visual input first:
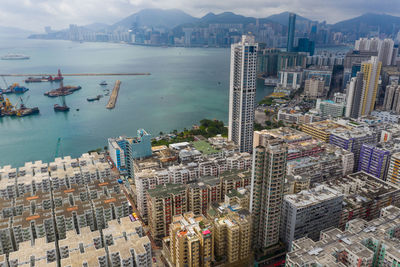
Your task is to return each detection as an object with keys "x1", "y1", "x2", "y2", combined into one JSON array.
[{"x1": 1, "y1": 54, "x2": 30, "y2": 60}]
